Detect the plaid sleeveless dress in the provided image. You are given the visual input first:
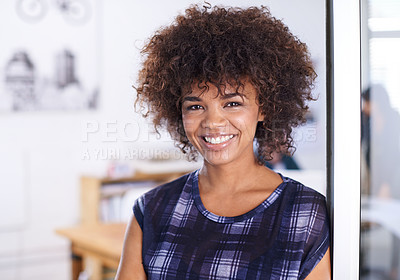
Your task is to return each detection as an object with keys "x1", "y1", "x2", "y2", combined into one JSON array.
[{"x1": 133, "y1": 170, "x2": 330, "y2": 279}]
